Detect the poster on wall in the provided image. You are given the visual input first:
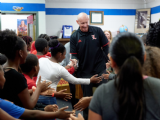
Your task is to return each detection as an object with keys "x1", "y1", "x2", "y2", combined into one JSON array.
[
  {"x1": 17, "y1": 19, "x2": 27, "y2": 36},
  {"x1": 134, "y1": 9, "x2": 151, "y2": 36}
]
